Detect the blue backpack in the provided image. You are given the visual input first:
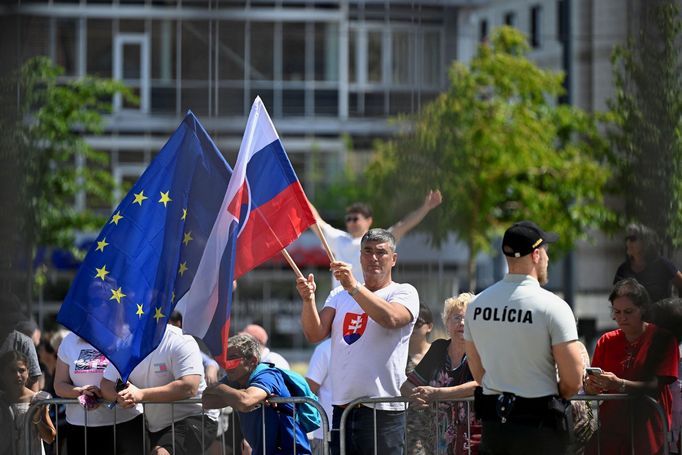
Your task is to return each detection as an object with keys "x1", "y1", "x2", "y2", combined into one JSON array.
[{"x1": 250, "y1": 363, "x2": 321, "y2": 433}]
